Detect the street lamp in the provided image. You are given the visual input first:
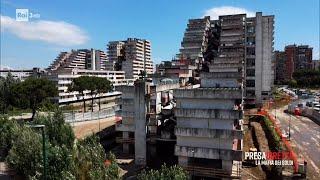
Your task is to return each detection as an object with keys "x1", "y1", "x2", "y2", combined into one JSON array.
[
  {"x1": 28, "y1": 124, "x2": 46, "y2": 180},
  {"x1": 191, "y1": 148, "x2": 195, "y2": 180},
  {"x1": 288, "y1": 113, "x2": 291, "y2": 140}
]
